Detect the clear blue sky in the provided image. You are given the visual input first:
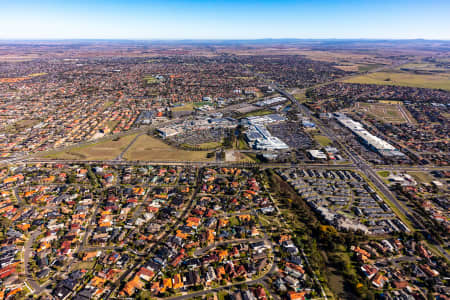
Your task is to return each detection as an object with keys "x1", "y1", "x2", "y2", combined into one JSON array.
[{"x1": 0, "y1": 0, "x2": 449, "y2": 40}]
